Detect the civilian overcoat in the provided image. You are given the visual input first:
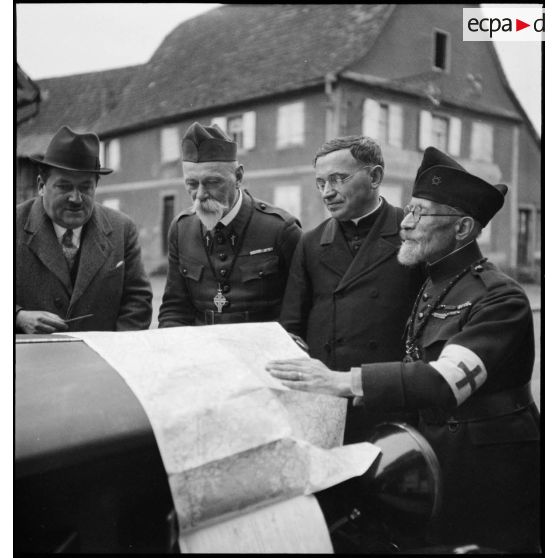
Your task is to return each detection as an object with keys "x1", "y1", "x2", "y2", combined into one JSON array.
[
  {"x1": 16, "y1": 197, "x2": 152, "y2": 332},
  {"x1": 280, "y1": 200, "x2": 424, "y2": 442}
]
